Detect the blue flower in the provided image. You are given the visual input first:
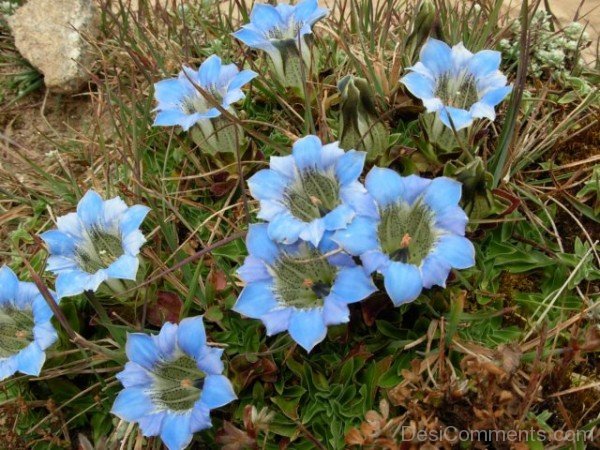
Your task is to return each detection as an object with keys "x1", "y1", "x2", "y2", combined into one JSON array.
[
  {"x1": 40, "y1": 190, "x2": 150, "y2": 298},
  {"x1": 400, "y1": 39, "x2": 512, "y2": 130},
  {"x1": 112, "y1": 317, "x2": 236, "y2": 450},
  {"x1": 333, "y1": 168, "x2": 475, "y2": 306},
  {"x1": 234, "y1": 224, "x2": 376, "y2": 352},
  {"x1": 153, "y1": 55, "x2": 257, "y2": 131},
  {"x1": 248, "y1": 135, "x2": 377, "y2": 247},
  {"x1": 233, "y1": 0, "x2": 328, "y2": 88},
  {"x1": 0, "y1": 265, "x2": 59, "y2": 380}
]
